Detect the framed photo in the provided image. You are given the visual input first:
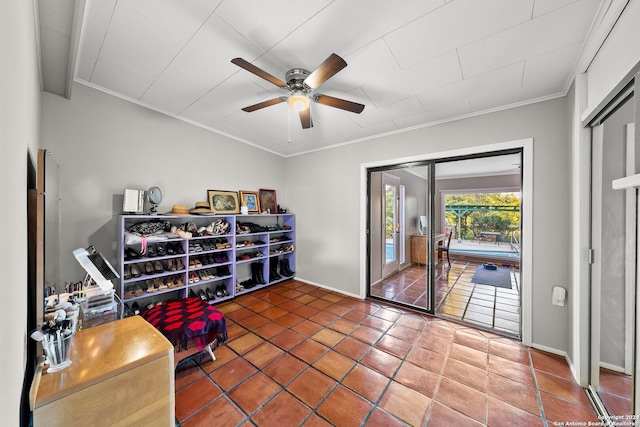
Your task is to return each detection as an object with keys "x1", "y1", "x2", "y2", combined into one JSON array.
[
  {"x1": 207, "y1": 190, "x2": 240, "y2": 214},
  {"x1": 239, "y1": 191, "x2": 260, "y2": 214},
  {"x1": 258, "y1": 189, "x2": 277, "y2": 214}
]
